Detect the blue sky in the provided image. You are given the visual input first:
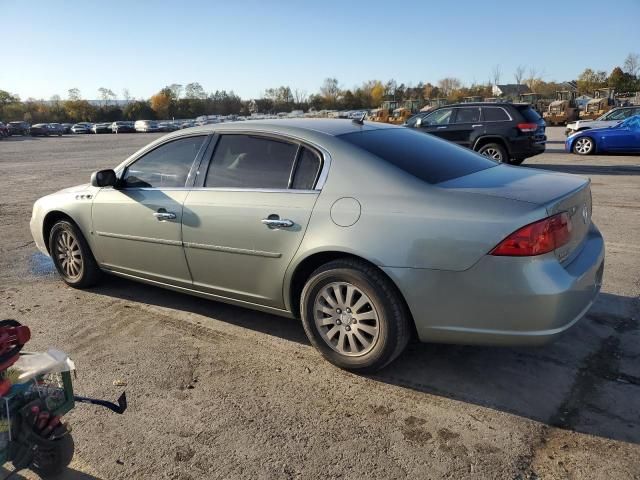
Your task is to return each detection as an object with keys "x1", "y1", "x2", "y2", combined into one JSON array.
[{"x1": 2, "y1": 0, "x2": 639, "y2": 100}]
